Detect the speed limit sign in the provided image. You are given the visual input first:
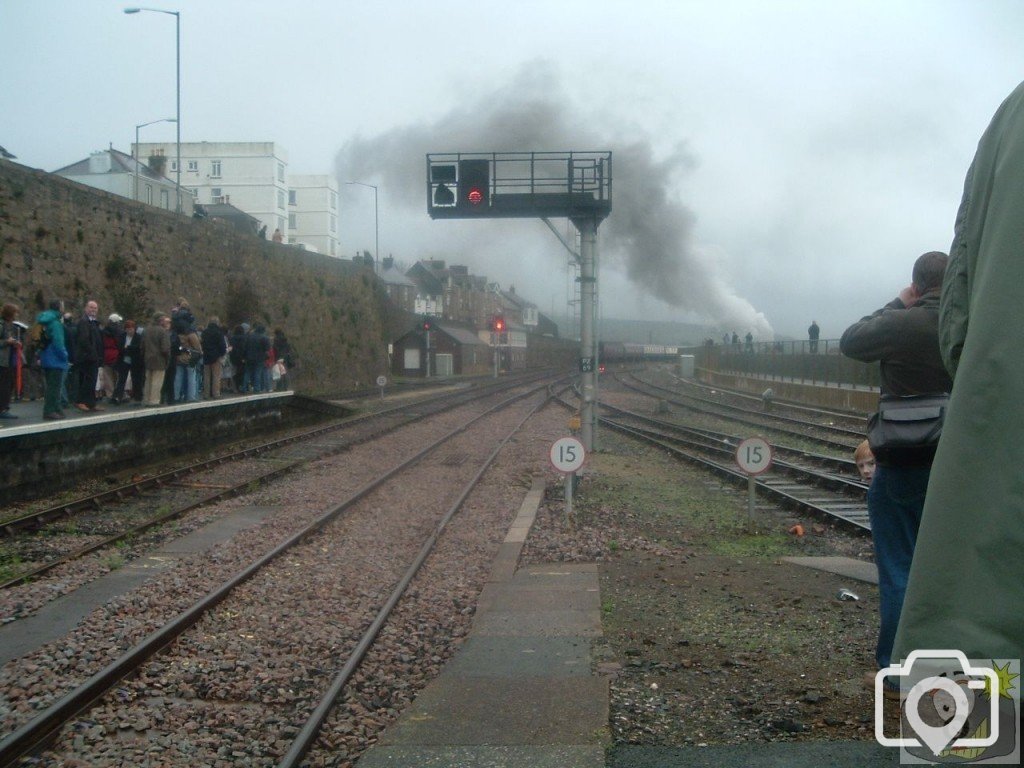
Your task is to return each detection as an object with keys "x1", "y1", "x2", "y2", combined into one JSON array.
[
  {"x1": 735, "y1": 436, "x2": 772, "y2": 475},
  {"x1": 550, "y1": 436, "x2": 586, "y2": 474}
]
